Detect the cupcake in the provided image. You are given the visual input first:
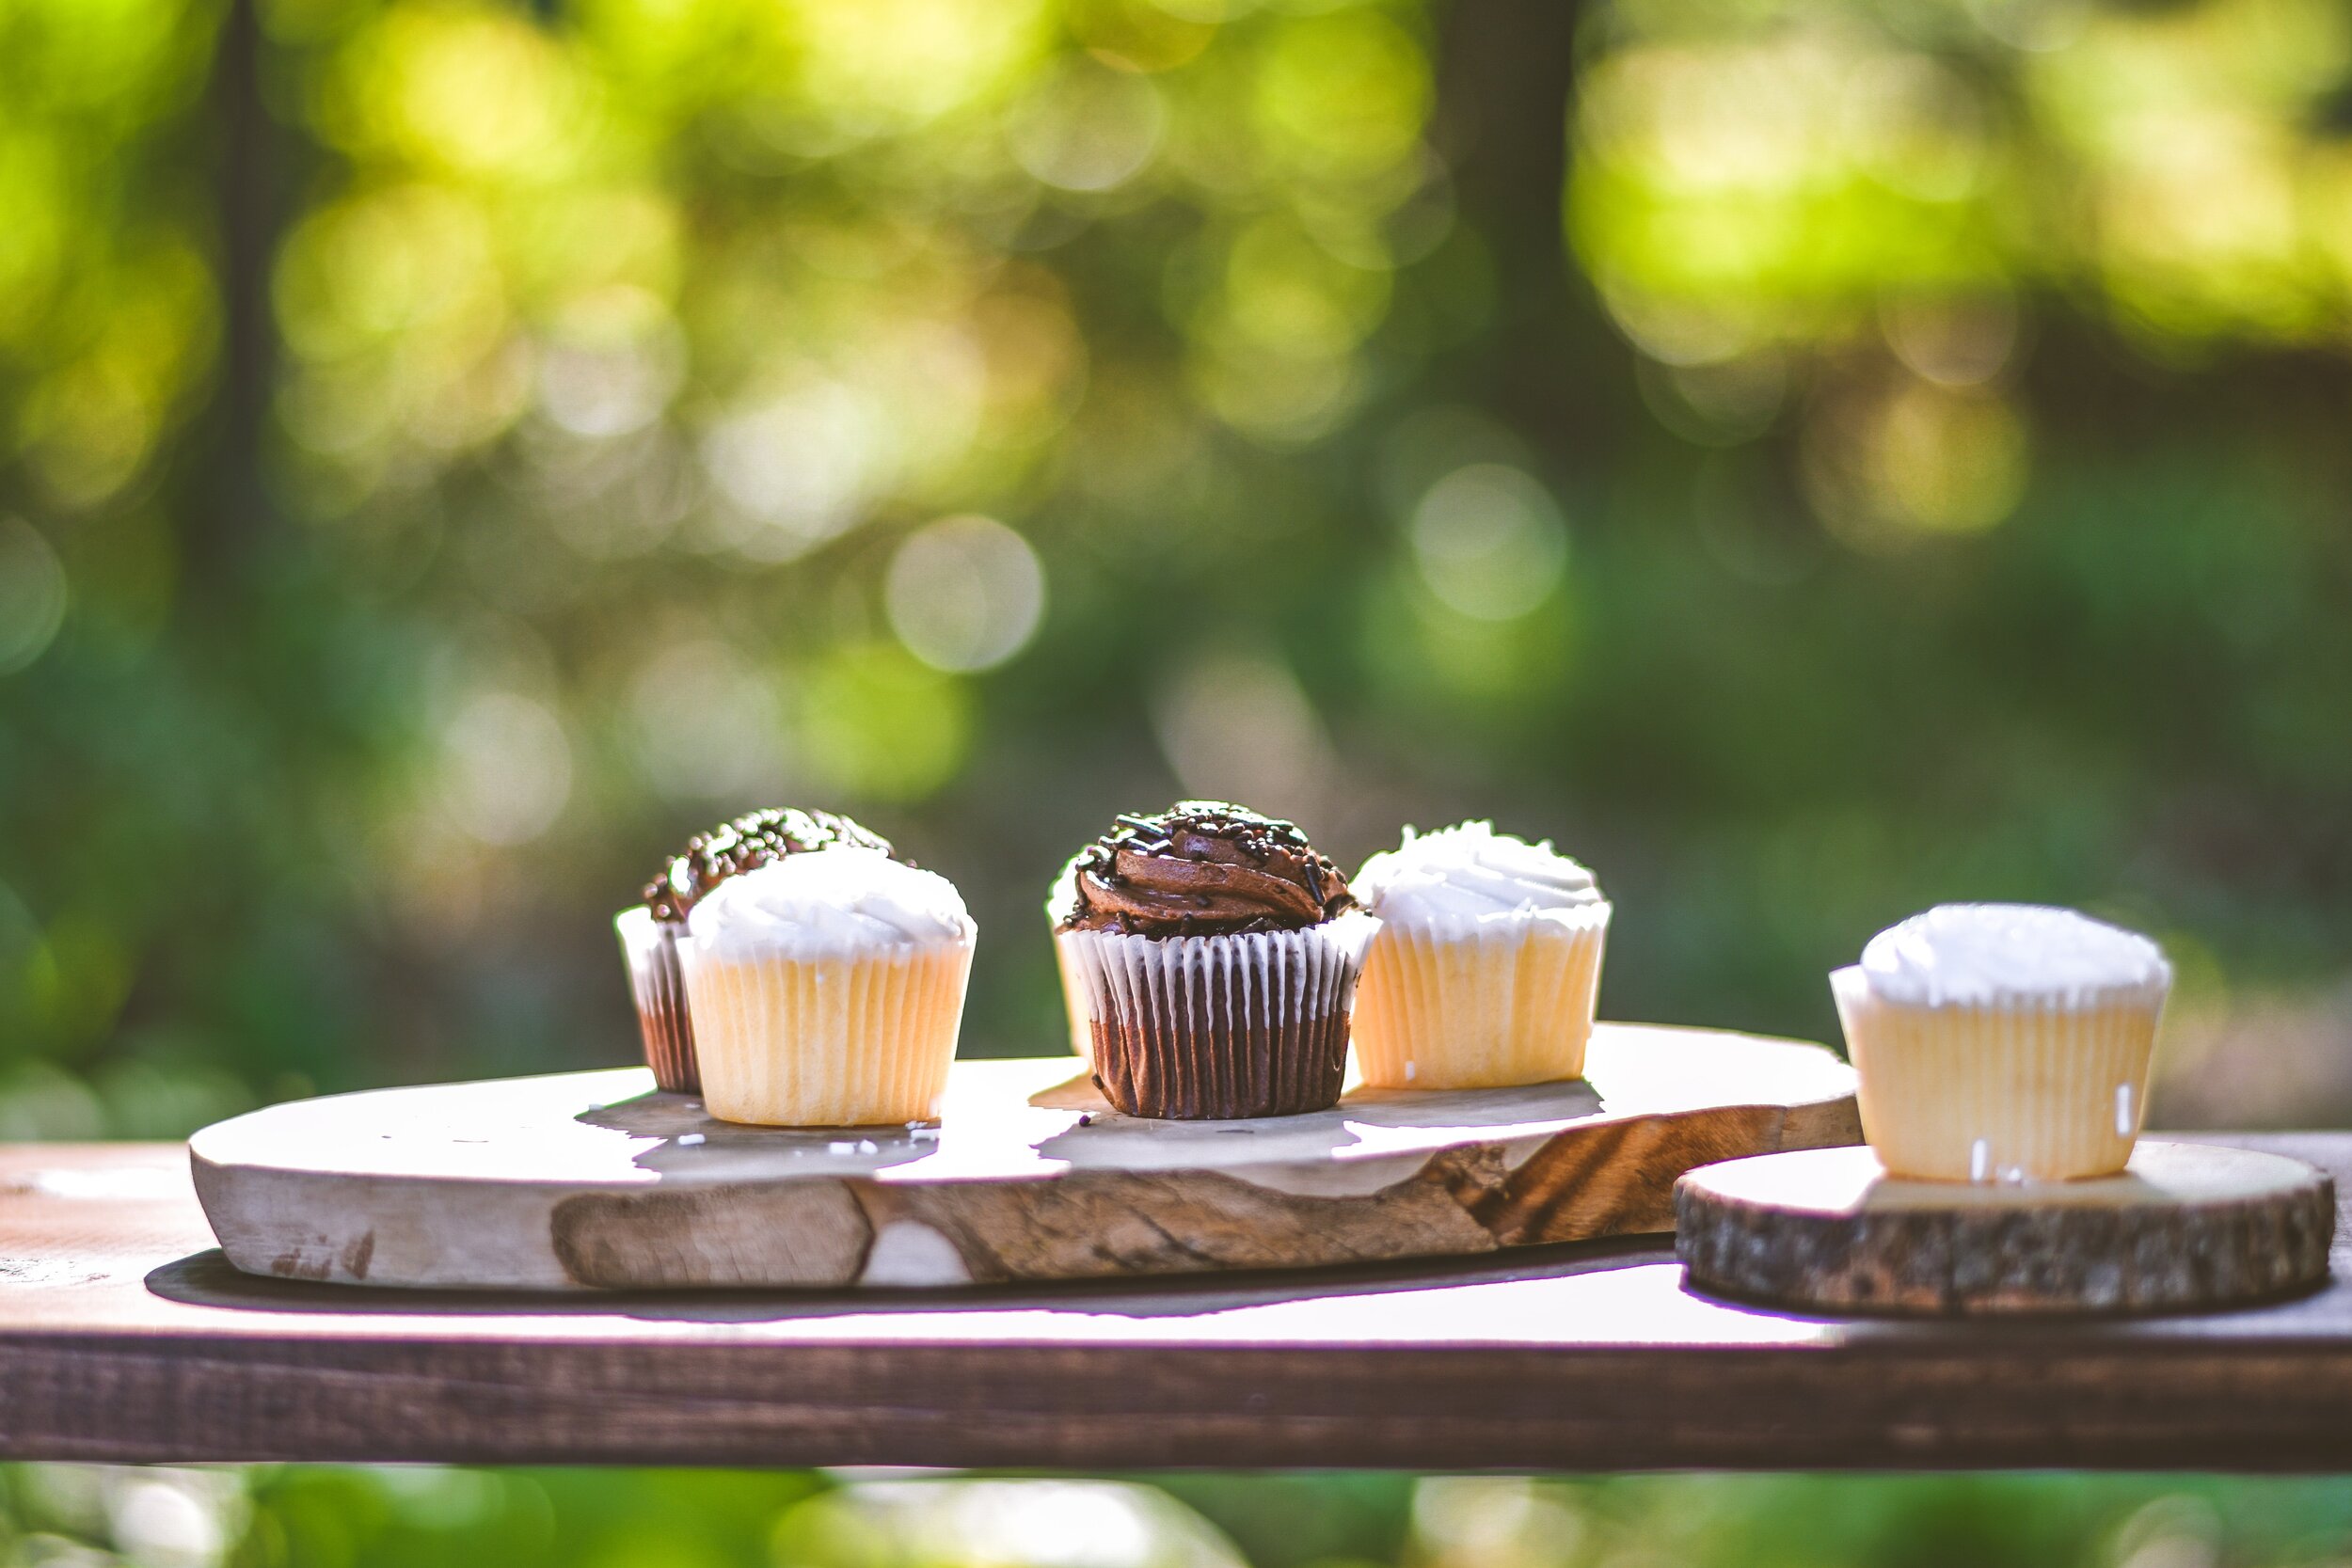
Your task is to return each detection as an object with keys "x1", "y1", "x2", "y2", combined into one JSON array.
[
  {"x1": 1350, "y1": 822, "x2": 1611, "y2": 1090},
  {"x1": 1833, "y1": 903, "x2": 2173, "y2": 1181},
  {"x1": 1050, "y1": 801, "x2": 1375, "y2": 1119},
  {"x1": 675, "y1": 846, "x2": 976, "y2": 1126},
  {"x1": 615, "y1": 807, "x2": 898, "y2": 1094}
]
